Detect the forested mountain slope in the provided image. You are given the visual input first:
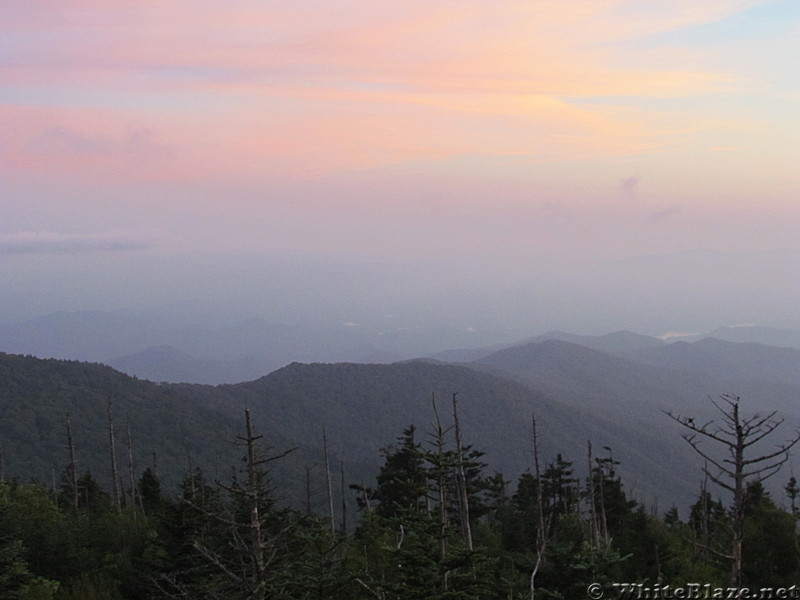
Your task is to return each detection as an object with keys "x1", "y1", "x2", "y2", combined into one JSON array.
[
  {"x1": 430, "y1": 329, "x2": 666, "y2": 363},
  {"x1": 473, "y1": 339, "x2": 800, "y2": 421},
  {"x1": 4, "y1": 342, "x2": 798, "y2": 514},
  {"x1": 1, "y1": 352, "x2": 697, "y2": 511},
  {"x1": 625, "y1": 337, "x2": 800, "y2": 389},
  {"x1": 0, "y1": 353, "x2": 244, "y2": 491}
]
